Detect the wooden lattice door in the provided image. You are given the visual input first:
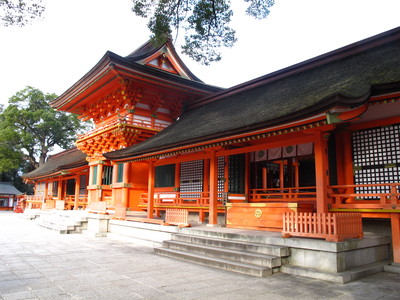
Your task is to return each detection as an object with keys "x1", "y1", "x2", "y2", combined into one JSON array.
[
  {"x1": 352, "y1": 123, "x2": 400, "y2": 198},
  {"x1": 180, "y1": 160, "x2": 204, "y2": 198}
]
